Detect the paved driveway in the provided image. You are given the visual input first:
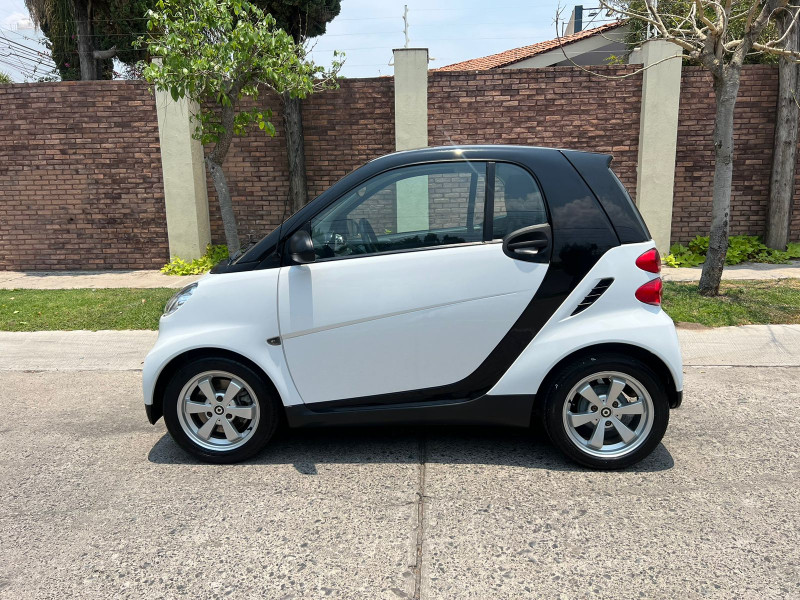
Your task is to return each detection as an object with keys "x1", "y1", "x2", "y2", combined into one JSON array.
[{"x1": 1, "y1": 333, "x2": 799, "y2": 599}]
